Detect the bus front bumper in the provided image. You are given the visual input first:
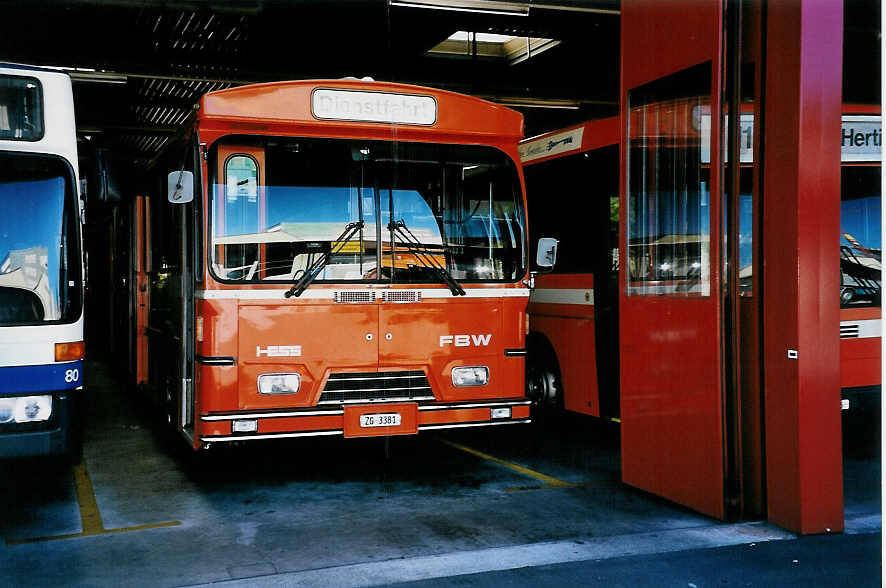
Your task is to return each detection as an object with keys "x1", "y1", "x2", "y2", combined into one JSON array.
[
  {"x1": 198, "y1": 399, "x2": 531, "y2": 445},
  {"x1": 0, "y1": 388, "x2": 83, "y2": 459}
]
